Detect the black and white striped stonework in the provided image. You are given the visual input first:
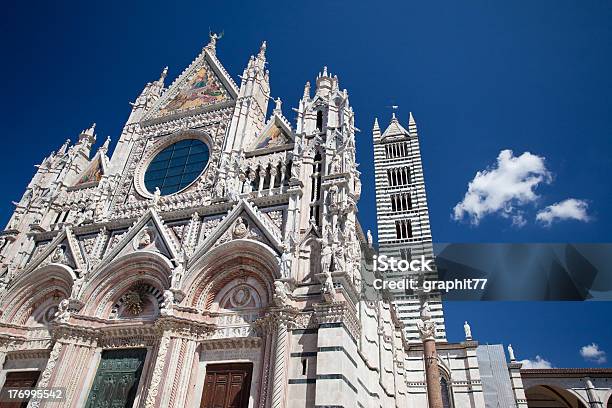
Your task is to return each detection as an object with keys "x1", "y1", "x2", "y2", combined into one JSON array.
[{"x1": 372, "y1": 114, "x2": 446, "y2": 342}]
